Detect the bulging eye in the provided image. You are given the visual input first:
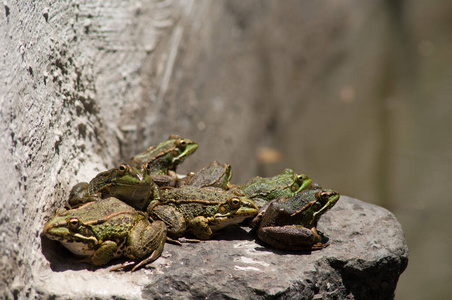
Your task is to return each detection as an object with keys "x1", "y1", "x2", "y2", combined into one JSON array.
[
  {"x1": 118, "y1": 164, "x2": 128, "y2": 174},
  {"x1": 179, "y1": 139, "x2": 187, "y2": 149},
  {"x1": 229, "y1": 197, "x2": 241, "y2": 209},
  {"x1": 317, "y1": 191, "x2": 331, "y2": 204},
  {"x1": 297, "y1": 174, "x2": 306, "y2": 182},
  {"x1": 68, "y1": 218, "x2": 80, "y2": 231}
]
